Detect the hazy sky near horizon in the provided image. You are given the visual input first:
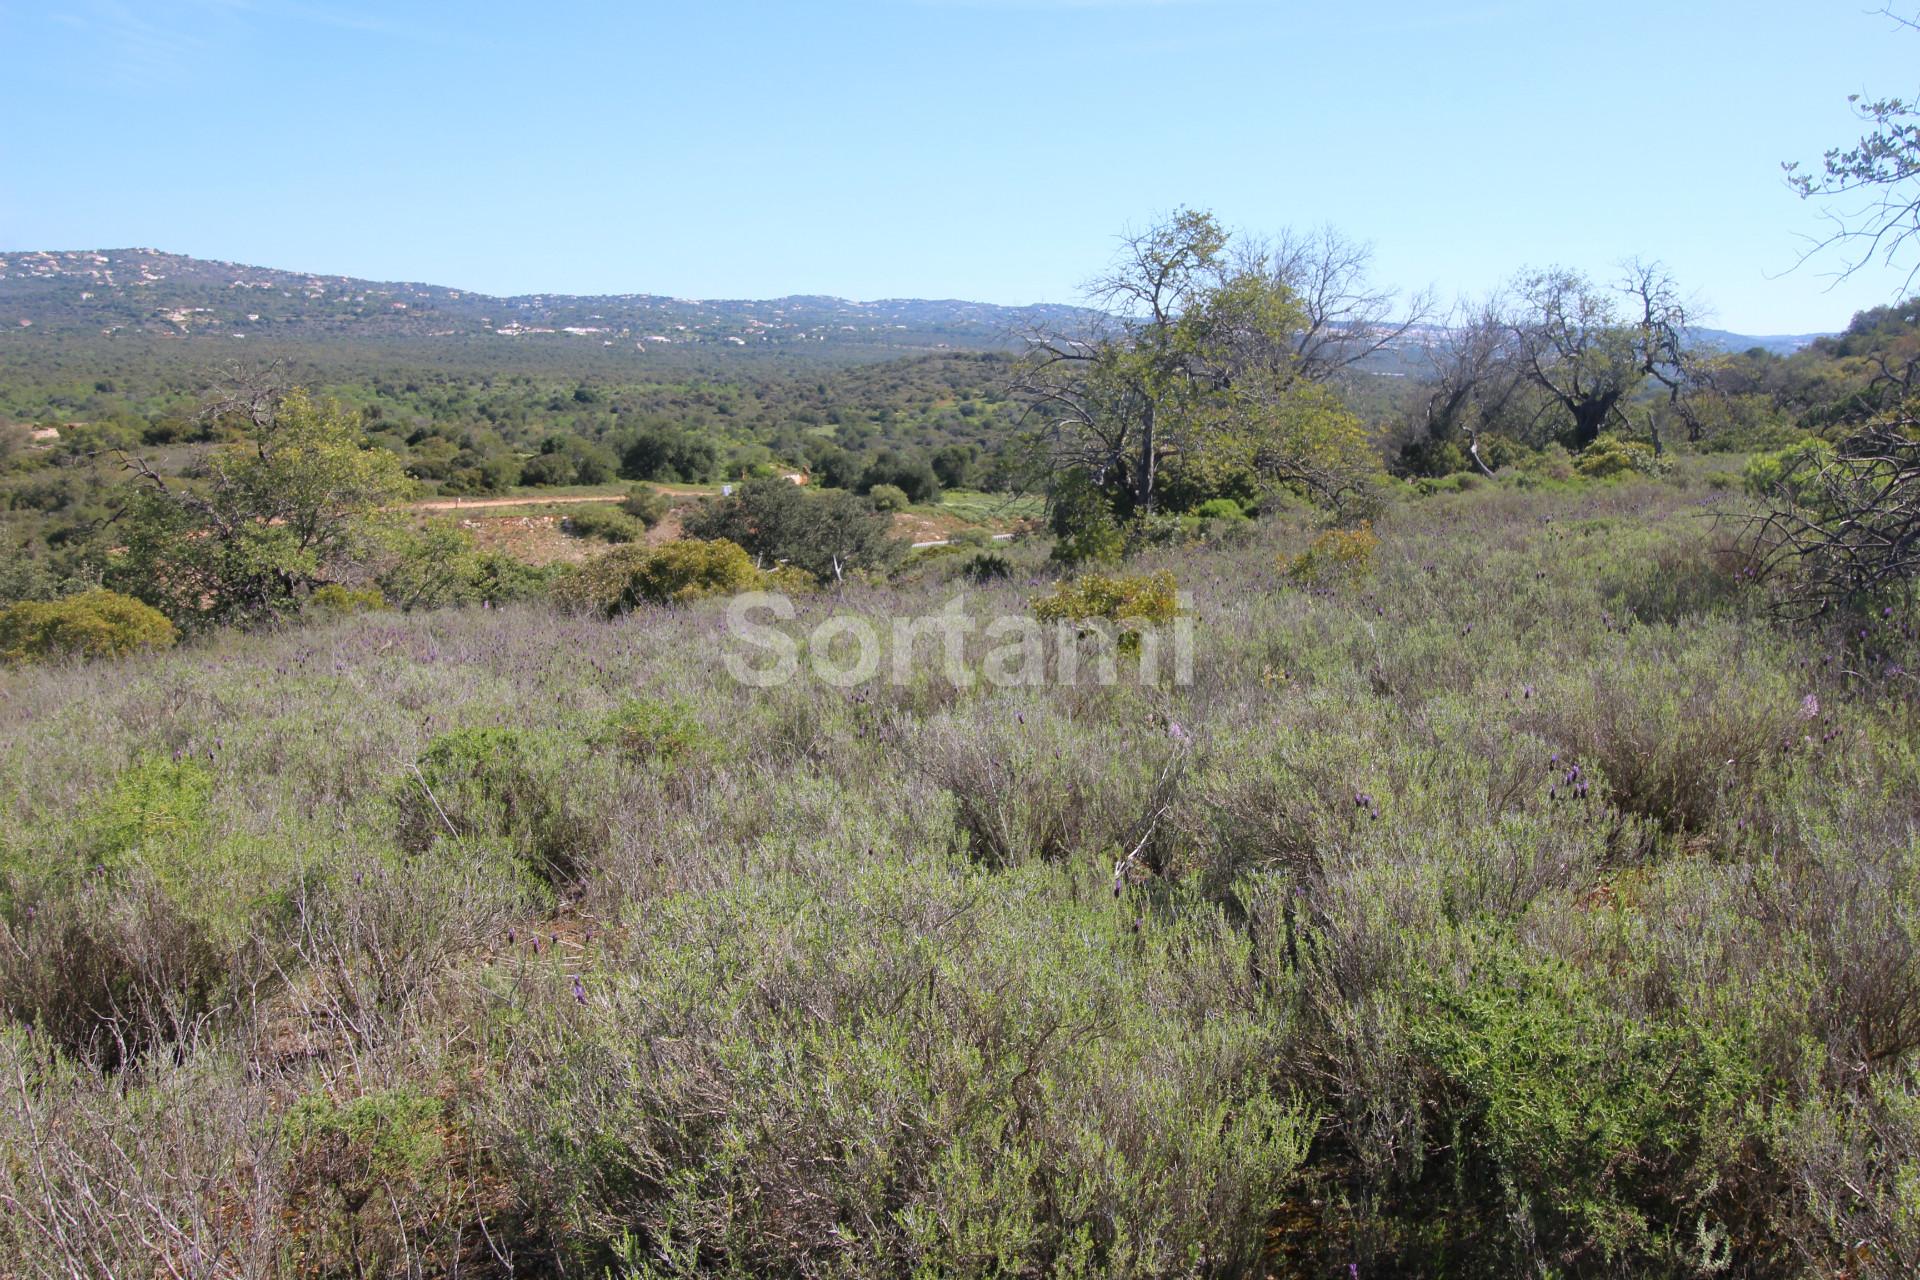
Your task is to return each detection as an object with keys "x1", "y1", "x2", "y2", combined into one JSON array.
[{"x1": 4, "y1": 1, "x2": 1917, "y2": 333}]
